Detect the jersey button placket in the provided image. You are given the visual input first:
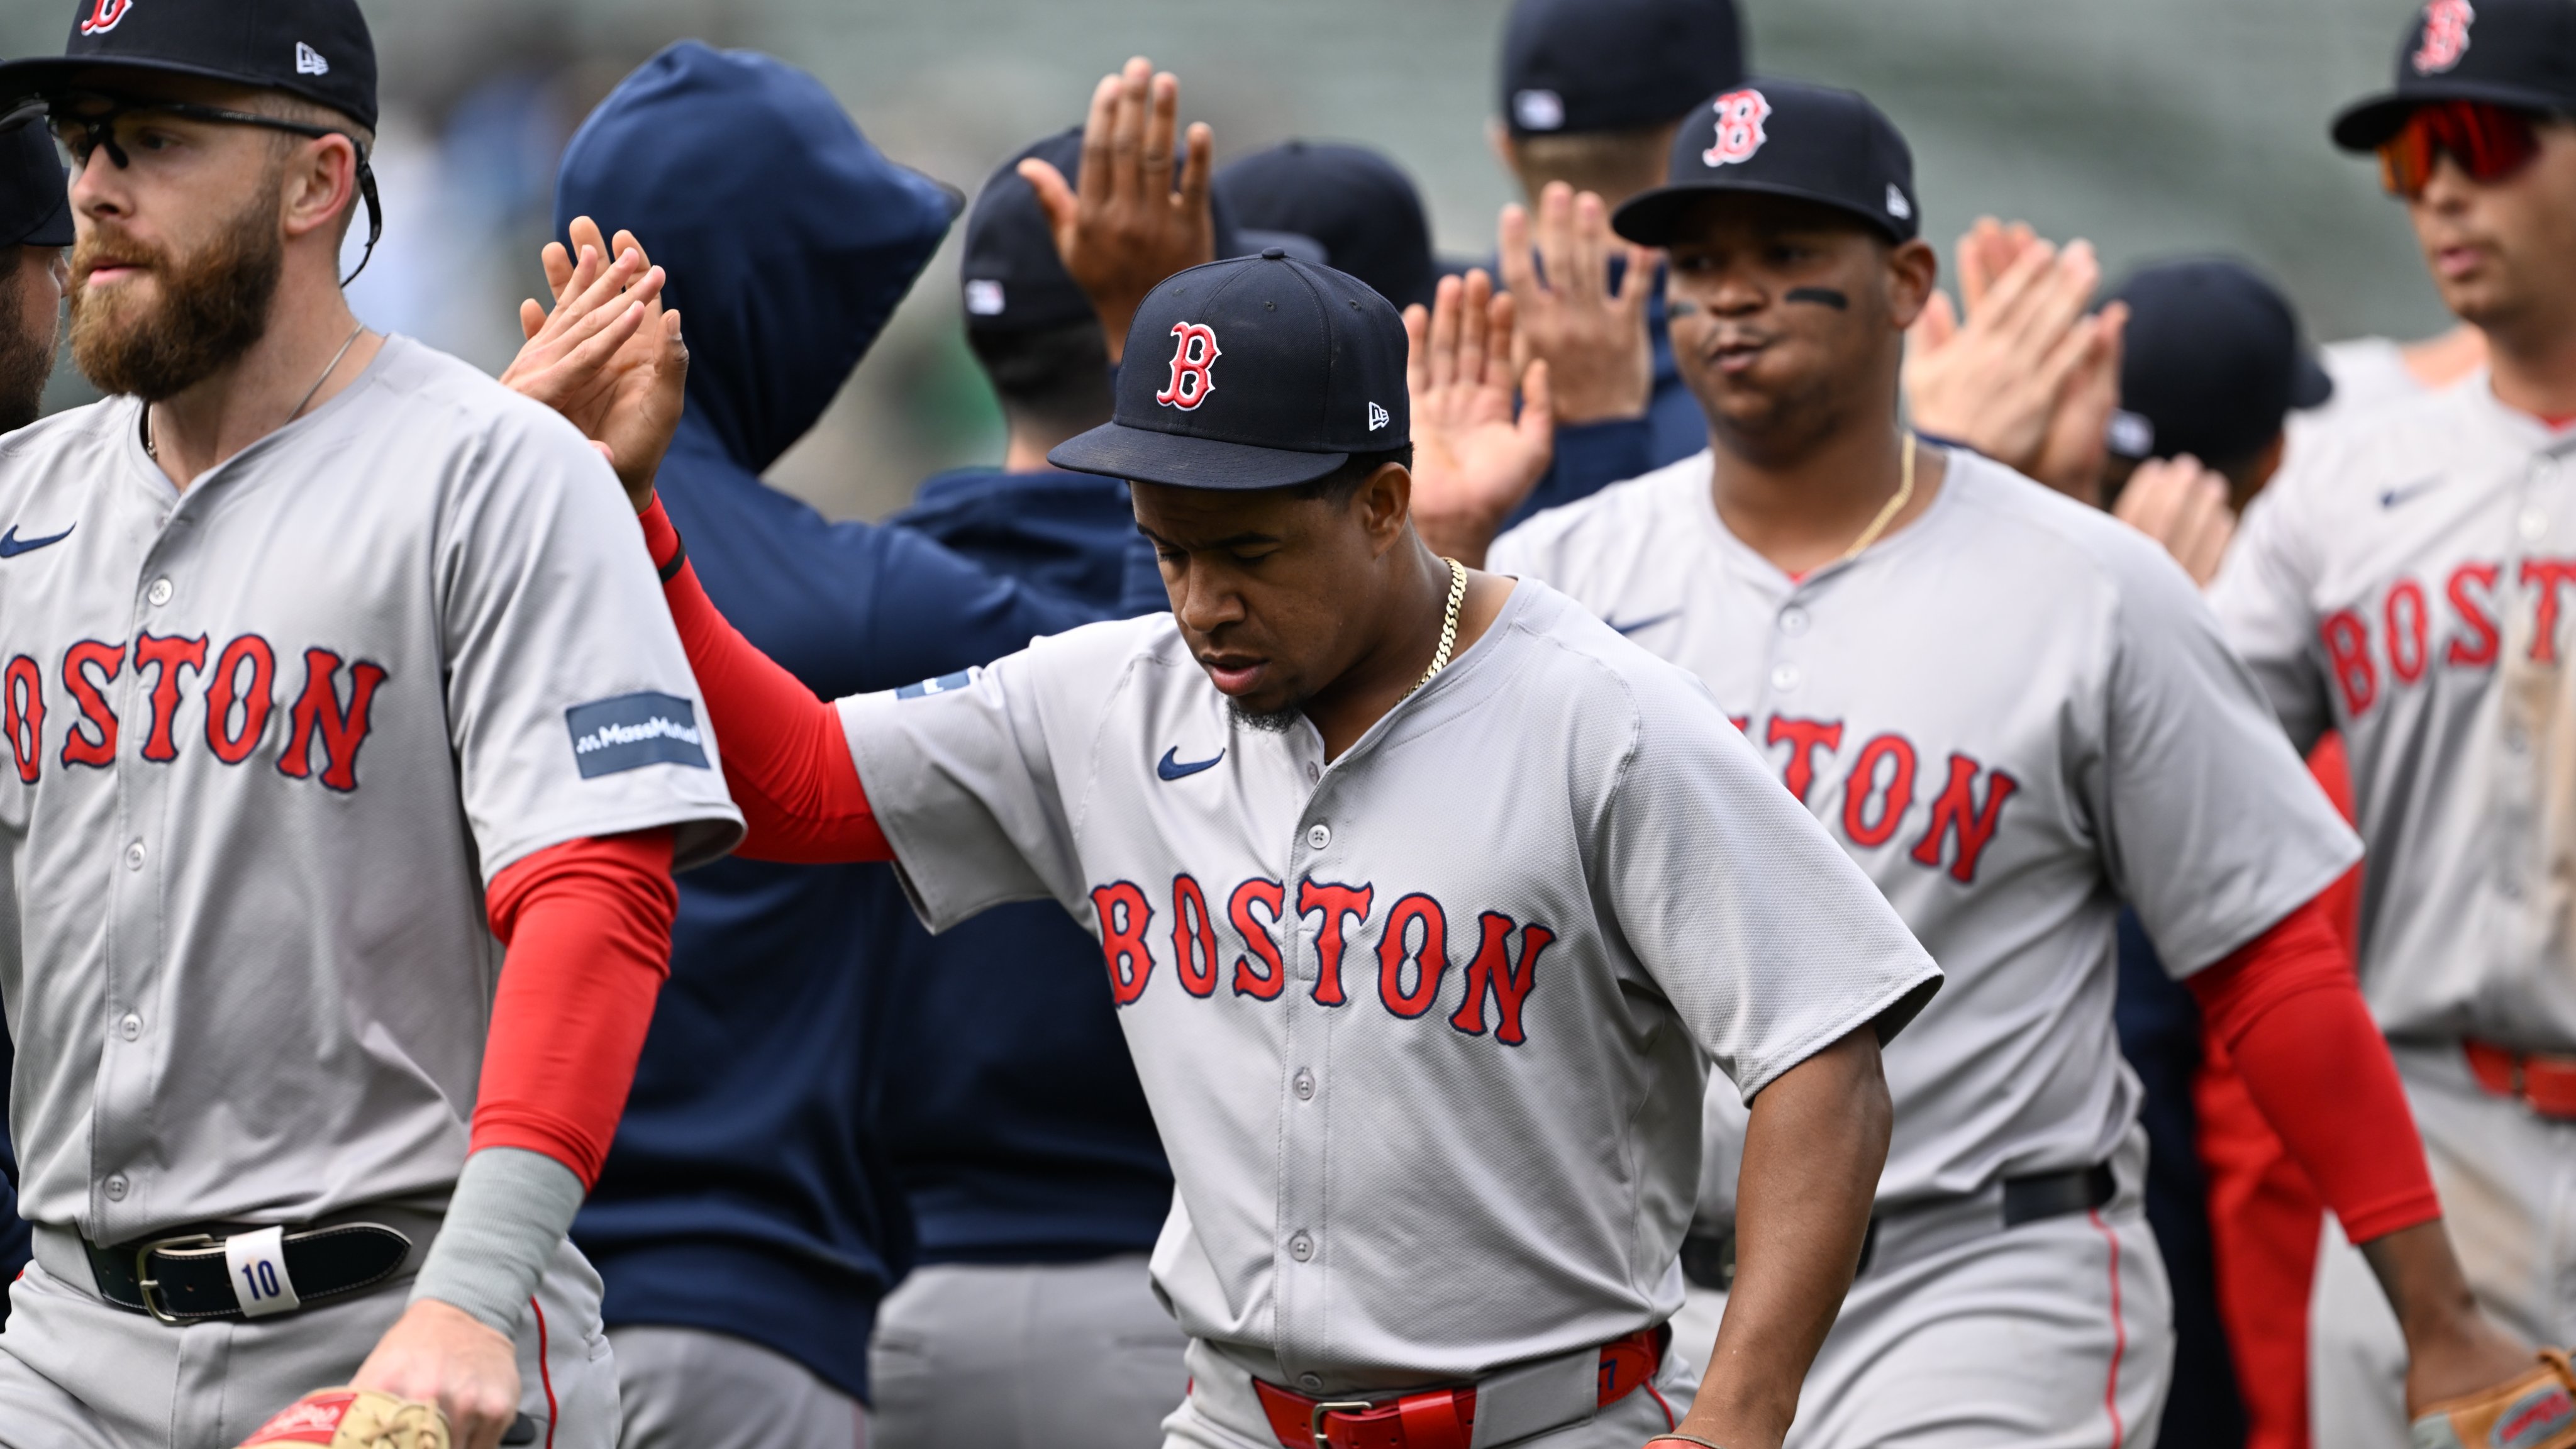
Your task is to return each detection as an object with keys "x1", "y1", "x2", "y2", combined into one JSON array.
[{"x1": 1279, "y1": 796, "x2": 1338, "y2": 1380}]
